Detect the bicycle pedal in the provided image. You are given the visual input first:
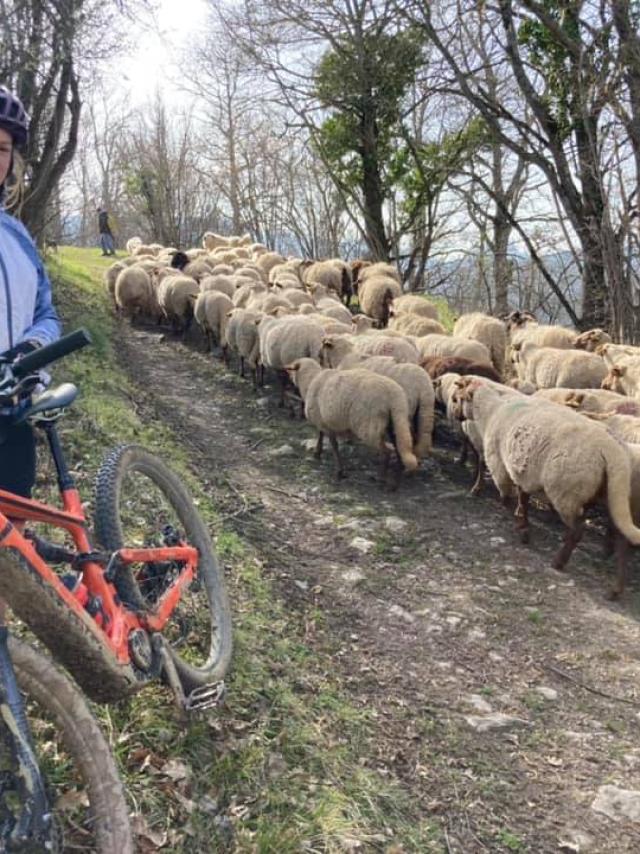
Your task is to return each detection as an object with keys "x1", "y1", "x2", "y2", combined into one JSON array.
[{"x1": 184, "y1": 681, "x2": 225, "y2": 714}]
